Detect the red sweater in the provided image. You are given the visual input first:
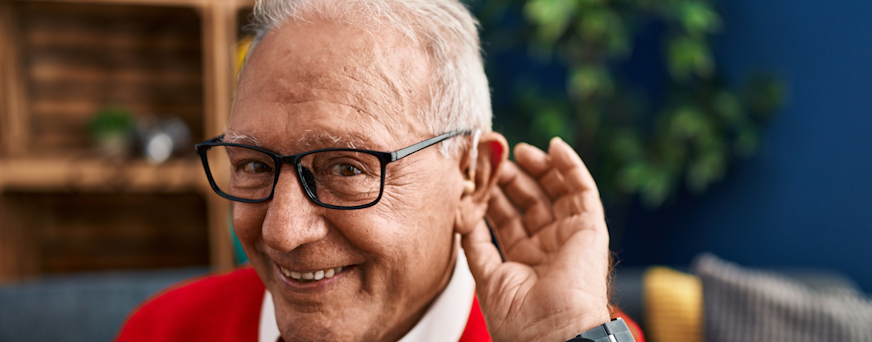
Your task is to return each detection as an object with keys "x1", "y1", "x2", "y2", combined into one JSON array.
[{"x1": 115, "y1": 267, "x2": 643, "y2": 342}]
